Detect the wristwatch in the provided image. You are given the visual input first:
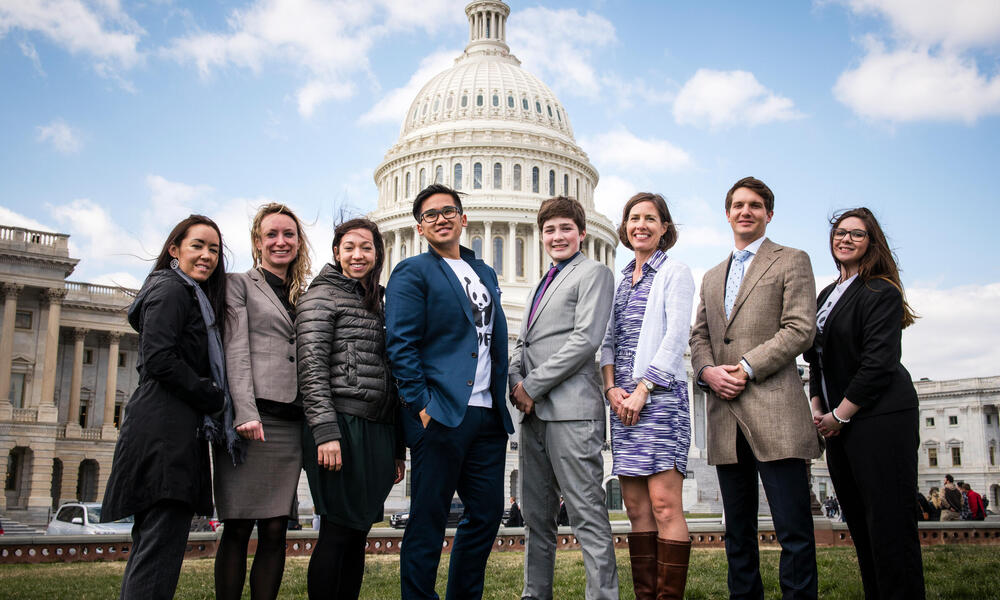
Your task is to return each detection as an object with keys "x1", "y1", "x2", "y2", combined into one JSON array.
[{"x1": 640, "y1": 378, "x2": 655, "y2": 392}]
